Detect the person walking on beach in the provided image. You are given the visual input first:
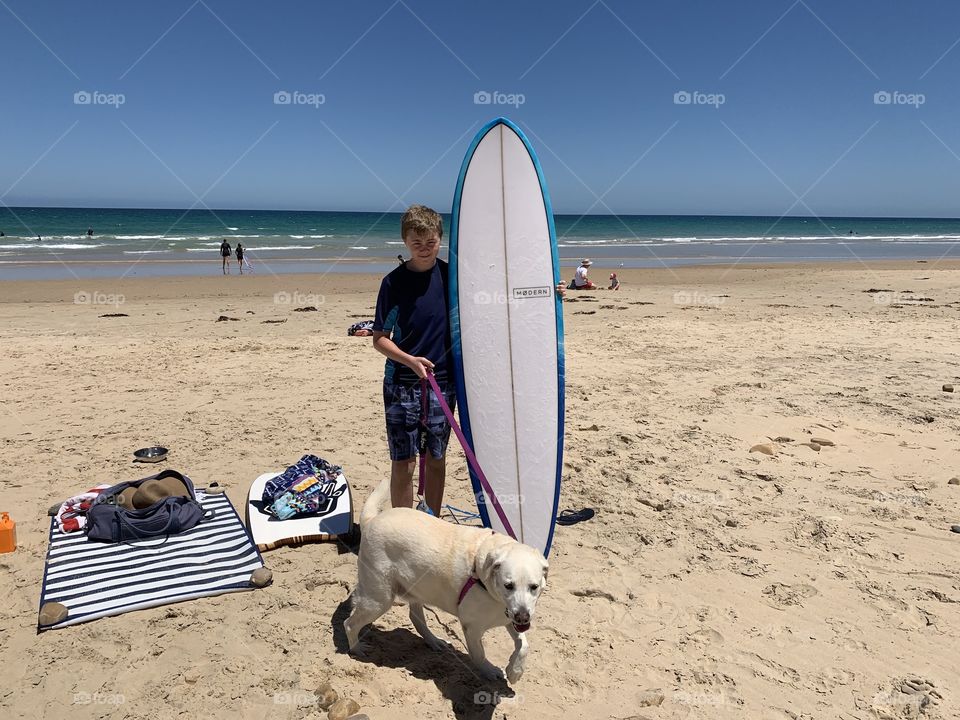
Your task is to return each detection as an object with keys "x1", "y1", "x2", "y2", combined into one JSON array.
[
  {"x1": 235, "y1": 243, "x2": 245, "y2": 274},
  {"x1": 220, "y1": 239, "x2": 232, "y2": 274}
]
